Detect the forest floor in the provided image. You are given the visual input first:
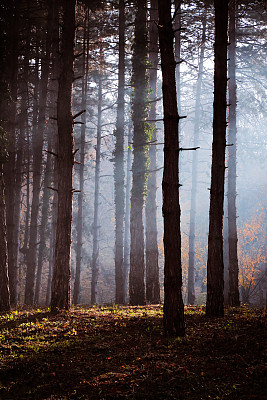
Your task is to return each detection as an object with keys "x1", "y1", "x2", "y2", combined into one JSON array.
[{"x1": 0, "y1": 305, "x2": 266, "y2": 400}]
